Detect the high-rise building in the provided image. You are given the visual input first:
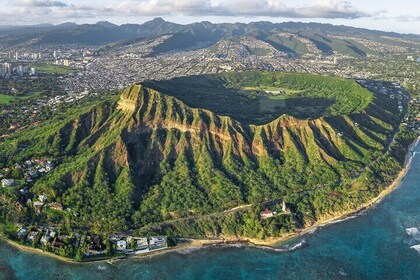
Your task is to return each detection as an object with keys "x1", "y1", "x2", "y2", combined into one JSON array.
[
  {"x1": 17, "y1": 65, "x2": 28, "y2": 76},
  {"x1": 17, "y1": 65, "x2": 24, "y2": 76},
  {"x1": 53, "y1": 51, "x2": 57, "y2": 59},
  {"x1": 3, "y1": 63, "x2": 11, "y2": 76},
  {"x1": 15, "y1": 52, "x2": 19, "y2": 61},
  {"x1": 31, "y1": 68, "x2": 36, "y2": 75}
]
